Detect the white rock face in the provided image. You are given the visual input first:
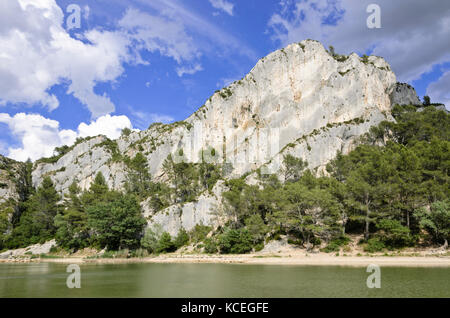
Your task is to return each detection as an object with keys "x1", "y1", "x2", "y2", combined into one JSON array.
[
  {"x1": 32, "y1": 40, "x2": 398, "y2": 193},
  {"x1": 32, "y1": 136, "x2": 128, "y2": 194},
  {"x1": 175, "y1": 42, "x2": 397, "y2": 177},
  {"x1": 390, "y1": 82, "x2": 421, "y2": 106},
  {"x1": 143, "y1": 181, "x2": 227, "y2": 236},
  {"x1": 0, "y1": 239, "x2": 56, "y2": 259},
  {"x1": 29, "y1": 40, "x2": 405, "y2": 235},
  {"x1": 0, "y1": 155, "x2": 20, "y2": 204}
]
